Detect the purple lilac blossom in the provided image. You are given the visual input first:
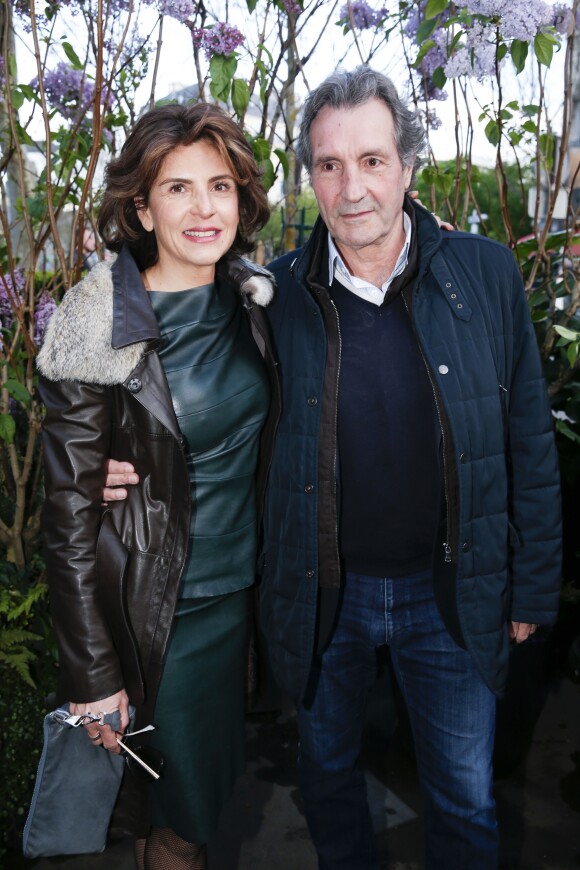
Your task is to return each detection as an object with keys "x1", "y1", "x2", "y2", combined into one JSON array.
[
  {"x1": 0, "y1": 269, "x2": 26, "y2": 345},
  {"x1": 191, "y1": 23, "x2": 245, "y2": 60},
  {"x1": 460, "y1": 0, "x2": 553, "y2": 41},
  {"x1": 550, "y1": 3, "x2": 578, "y2": 33},
  {"x1": 34, "y1": 292, "x2": 57, "y2": 347},
  {"x1": 31, "y1": 62, "x2": 101, "y2": 121},
  {"x1": 282, "y1": 0, "x2": 302, "y2": 13},
  {"x1": 155, "y1": 0, "x2": 196, "y2": 22},
  {"x1": 340, "y1": 1, "x2": 387, "y2": 29}
]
